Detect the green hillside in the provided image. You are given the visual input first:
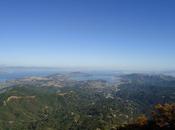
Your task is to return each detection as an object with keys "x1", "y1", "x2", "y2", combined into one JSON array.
[{"x1": 0, "y1": 74, "x2": 175, "y2": 130}]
